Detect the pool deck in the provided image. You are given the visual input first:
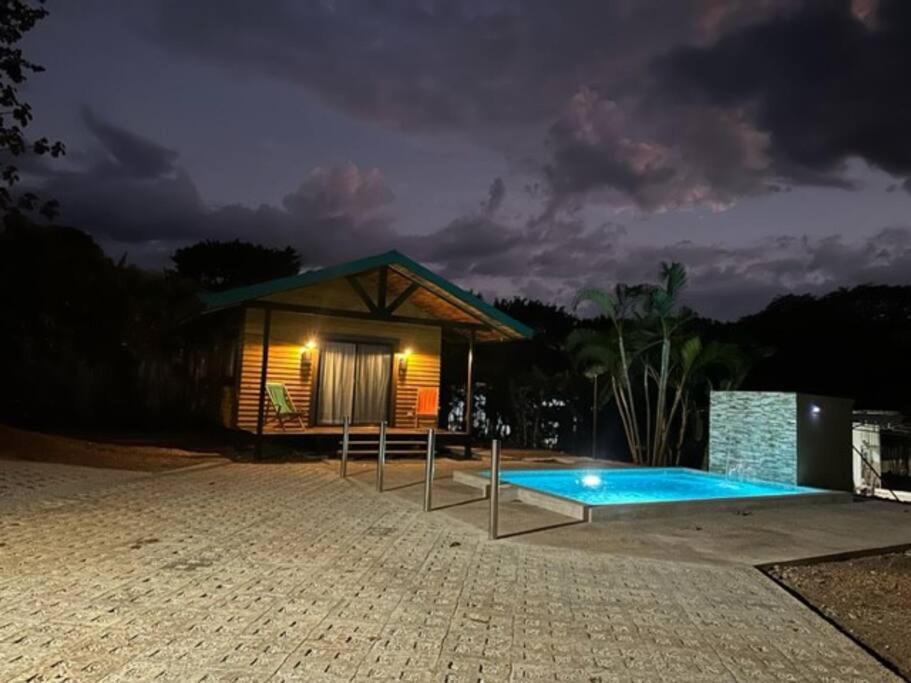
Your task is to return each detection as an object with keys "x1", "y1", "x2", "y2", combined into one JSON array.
[
  {"x1": 1, "y1": 456, "x2": 908, "y2": 681},
  {"x1": 354, "y1": 455, "x2": 911, "y2": 567}
]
